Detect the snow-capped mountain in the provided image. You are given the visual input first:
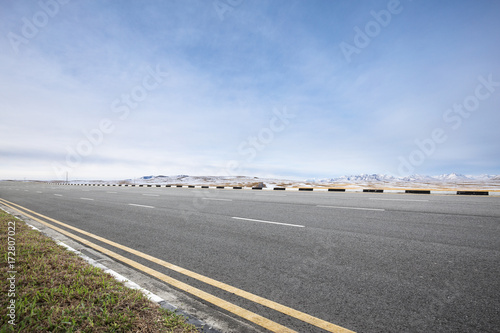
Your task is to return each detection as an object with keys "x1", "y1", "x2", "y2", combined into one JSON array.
[
  {"x1": 335, "y1": 174, "x2": 396, "y2": 182},
  {"x1": 303, "y1": 173, "x2": 500, "y2": 188},
  {"x1": 433, "y1": 173, "x2": 470, "y2": 181},
  {"x1": 470, "y1": 174, "x2": 498, "y2": 180},
  {"x1": 308, "y1": 174, "x2": 396, "y2": 183},
  {"x1": 124, "y1": 175, "x2": 288, "y2": 187},
  {"x1": 400, "y1": 174, "x2": 436, "y2": 182},
  {"x1": 328, "y1": 173, "x2": 498, "y2": 182}
]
